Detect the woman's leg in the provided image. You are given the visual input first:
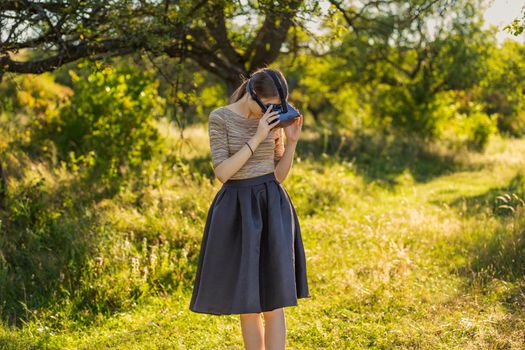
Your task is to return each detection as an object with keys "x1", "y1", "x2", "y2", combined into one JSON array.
[
  {"x1": 262, "y1": 308, "x2": 286, "y2": 350},
  {"x1": 240, "y1": 313, "x2": 265, "y2": 350}
]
